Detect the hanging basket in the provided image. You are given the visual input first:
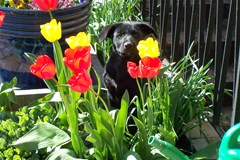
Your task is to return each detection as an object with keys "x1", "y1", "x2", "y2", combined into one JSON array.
[{"x1": 0, "y1": 0, "x2": 92, "y2": 89}]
